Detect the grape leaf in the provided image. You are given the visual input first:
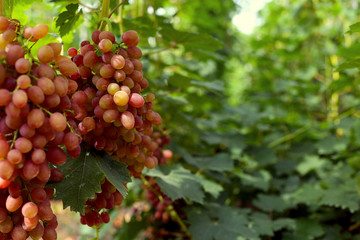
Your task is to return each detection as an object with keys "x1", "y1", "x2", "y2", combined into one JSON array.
[
  {"x1": 337, "y1": 59, "x2": 360, "y2": 71},
  {"x1": 187, "y1": 205, "x2": 258, "y2": 240},
  {"x1": 167, "y1": 74, "x2": 191, "y2": 88},
  {"x1": 273, "y1": 218, "x2": 296, "y2": 231},
  {"x1": 250, "y1": 212, "x2": 273, "y2": 236},
  {"x1": 296, "y1": 155, "x2": 327, "y2": 175},
  {"x1": 91, "y1": 149, "x2": 131, "y2": 199},
  {"x1": 160, "y1": 25, "x2": 223, "y2": 51},
  {"x1": 50, "y1": 149, "x2": 105, "y2": 214},
  {"x1": 293, "y1": 218, "x2": 324, "y2": 239},
  {"x1": 253, "y1": 194, "x2": 288, "y2": 212},
  {"x1": 189, "y1": 153, "x2": 234, "y2": 171},
  {"x1": 348, "y1": 22, "x2": 360, "y2": 33},
  {"x1": 145, "y1": 164, "x2": 204, "y2": 203},
  {"x1": 196, "y1": 175, "x2": 224, "y2": 198},
  {"x1": 55, "y1": 3, "x2": 83, "y2": 37}
]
